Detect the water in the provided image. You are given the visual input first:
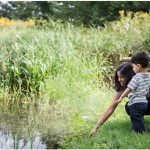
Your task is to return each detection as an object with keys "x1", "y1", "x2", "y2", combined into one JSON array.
[
  {"x1": 0, "y1": 128, "x2": 61, "y2": 149},
  {"x1": 0, "y1": 129, "x2": 47, "y2": 149},
  {"x1": 0, "y1": 100, "x2": 69, "y2": 149}
]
